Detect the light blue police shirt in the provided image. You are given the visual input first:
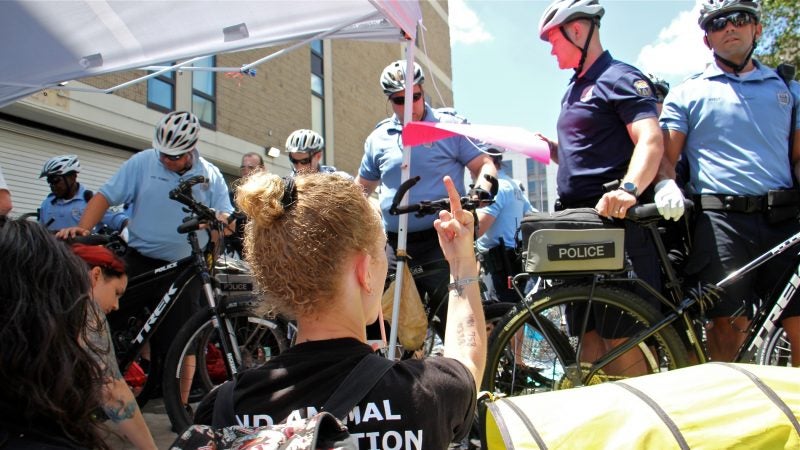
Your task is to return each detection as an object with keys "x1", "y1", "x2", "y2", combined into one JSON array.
[
  {"x1": 40, "y1": 183, "x2": 128, "y2": 232},
  {"x1": 476, "y1": 170, "x2": 534, "y2": 253},
  {"x1": 359, "y1": 105, "x2": 484, "y2": 233},
  {"x1": 660, "y1": 60, "x2": 800, "y2": 196},
  {"x1": 99, "y1": 149, "x2": 233, "y2": 261}
]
